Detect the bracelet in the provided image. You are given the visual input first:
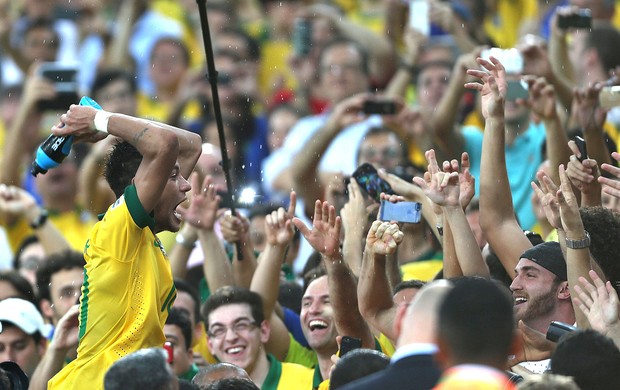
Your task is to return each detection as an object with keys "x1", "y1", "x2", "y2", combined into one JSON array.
[
  {"x1": 93, "y1": 110, "x2": 113, "y2": 134},
  {"x1": 175, "y1": 233, "x2": 196, "y2": 249},
  {"x1": 30, "y1": 209, "x2": 49, "y2": 230}
]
